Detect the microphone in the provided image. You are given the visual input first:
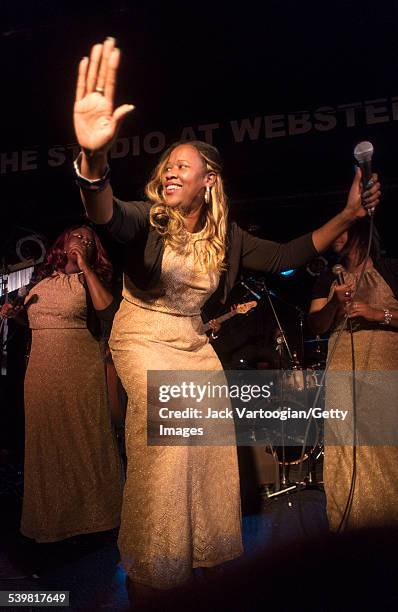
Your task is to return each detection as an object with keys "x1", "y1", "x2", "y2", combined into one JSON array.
[
  {"x1": 332, "y1": 264, "x2": 352, "y2": 303},
  {"x1": 250, "y1": 278, "x2": 277, "y2": 297},
  {"x1": 241, "y1": 281, "x2": 261, "y2": 300},
  {"x1": 332, "y1": 264, "x2": 345, "y2": 286},
  {"x1": 354, "y1": 140, "x2": 375, "y2": 215}
]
